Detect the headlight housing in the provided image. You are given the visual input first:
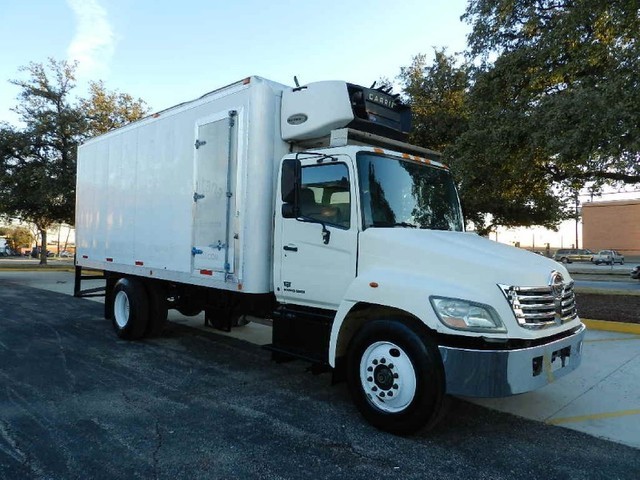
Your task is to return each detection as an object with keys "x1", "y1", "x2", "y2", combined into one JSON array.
[{"x1": 430, "y1": 297, "x2": 506, "y2": 333}]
